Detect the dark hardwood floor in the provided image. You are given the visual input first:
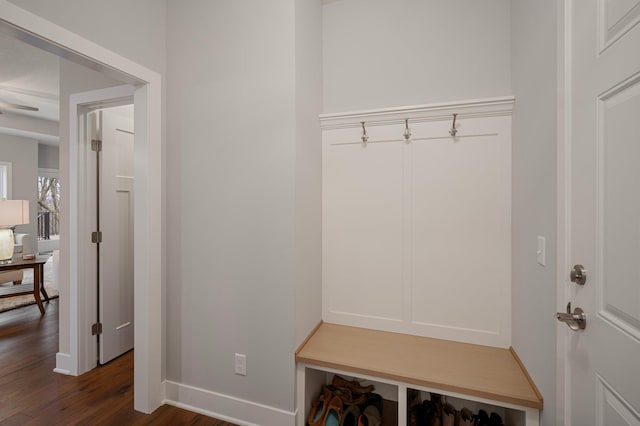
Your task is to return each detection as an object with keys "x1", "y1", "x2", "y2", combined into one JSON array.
[{"x1": 0, "y1": 300, "x2": 237, "y2": 425}]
